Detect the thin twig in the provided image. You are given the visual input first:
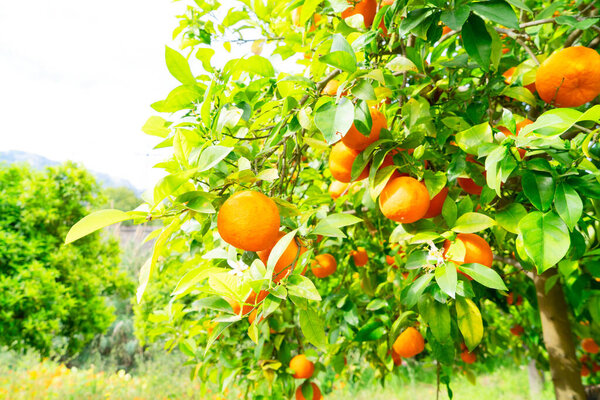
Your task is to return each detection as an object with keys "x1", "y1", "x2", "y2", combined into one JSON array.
[
  {"x1": 520, "y1": 18, "x2": 555, "y2": 28},
  {"x1": 493, "y1": 255, "x2": 534, "y2": 280},
  {"x1": 298, "y1": 69, "x2": 342, "y2": 106}
]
